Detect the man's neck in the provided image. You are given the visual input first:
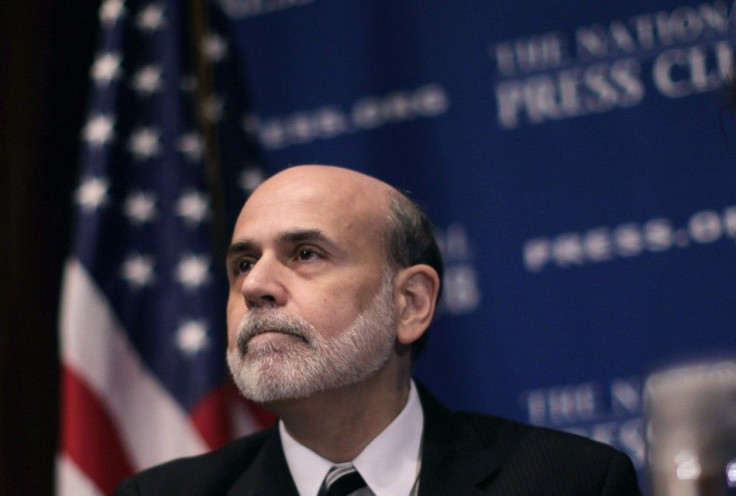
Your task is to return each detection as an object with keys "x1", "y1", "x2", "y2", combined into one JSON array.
[{"x1": 268, "y1": 366, "x2": 411, "y2": 463}]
